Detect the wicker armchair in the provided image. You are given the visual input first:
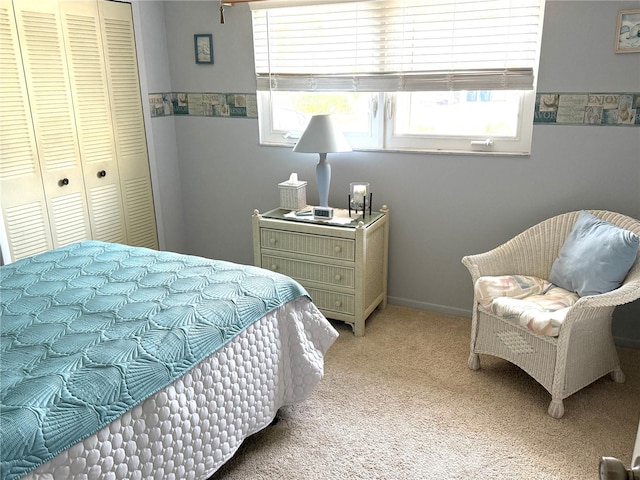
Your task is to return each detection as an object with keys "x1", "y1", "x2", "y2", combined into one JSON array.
[{"x1": 462, "y1": 210, "x2": 640, "y2": 418}]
